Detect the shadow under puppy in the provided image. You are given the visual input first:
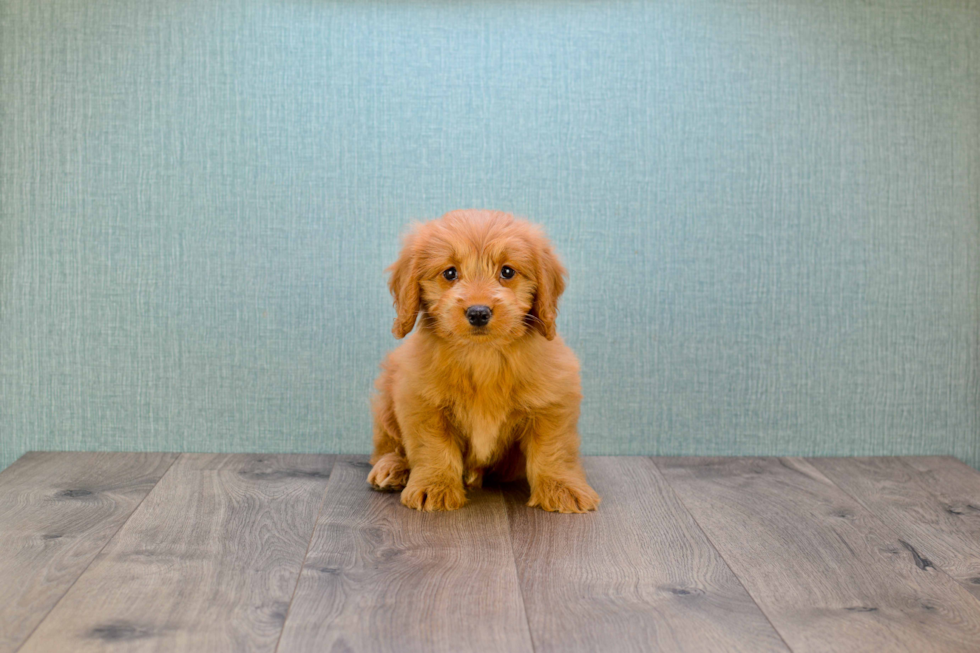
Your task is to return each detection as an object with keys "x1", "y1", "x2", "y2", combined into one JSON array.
[{"x1": 368, "y1": 209, "x2": 600, "y2": 513}]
